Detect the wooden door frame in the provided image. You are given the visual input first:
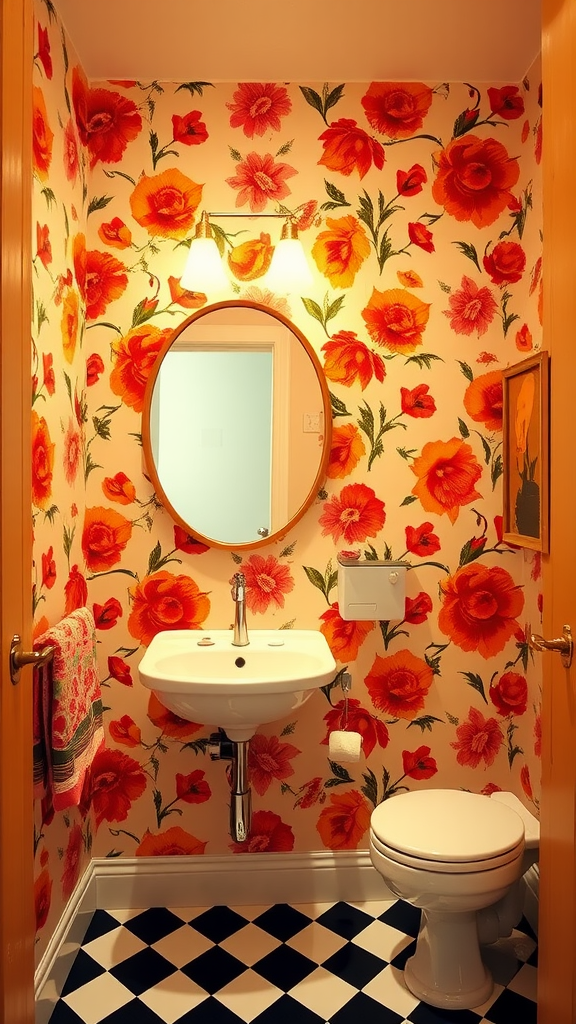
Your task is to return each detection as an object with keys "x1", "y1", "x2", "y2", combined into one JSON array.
[{"x1": 0, "y1": 0, "x2": 34, "y2": 1021}]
